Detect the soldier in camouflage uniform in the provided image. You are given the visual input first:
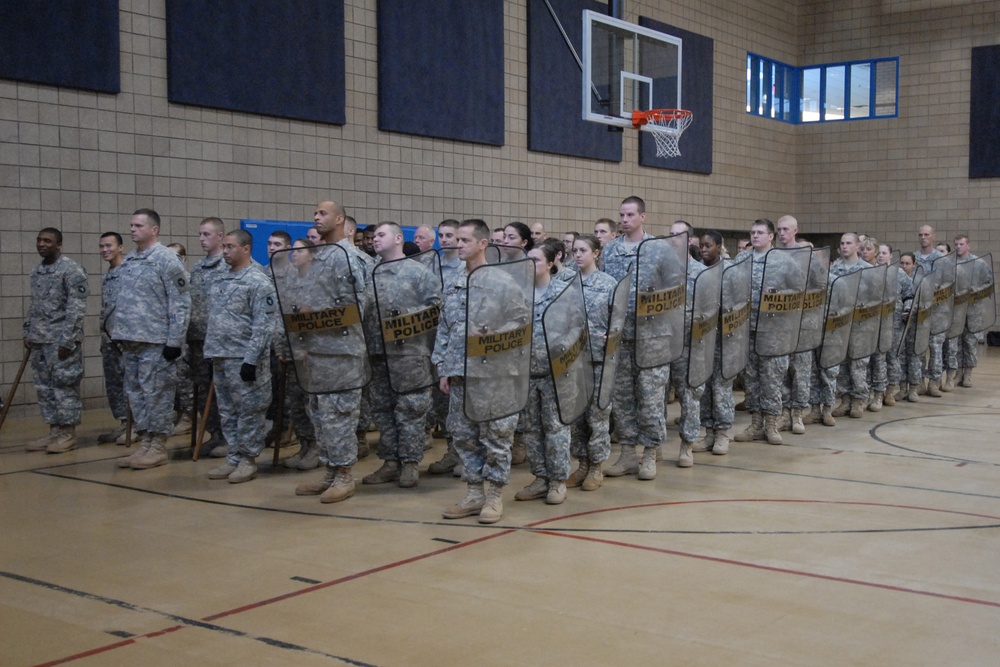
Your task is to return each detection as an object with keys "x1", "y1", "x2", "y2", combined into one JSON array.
[
  {"x1": 897, "y1": 252, "x2": 925, "y2": 401},
  {"x1": 603, "y1": 196, "x2": 669, "y2": 481},
  {"x1": 361, "y1": 223, "x2": 441, "y2": 489},
  {"x1": 112, "y1": 209, "x2": 191, "y2": 470},
  {"x1": 881, "y1": 244, "x2": 912, "y2": 401},
  {"x1": 914, "y1": 225, "x2": 945, "y2": 396},
  {"x1": 774, "y1": 216, "x2": 813, "y2": 434},
  {"x1": 23, "y1": 228, "x2": 89, "y2": 454},
  {"x1": 946, "y1": 234, "x2": 979, "y2": 388},
  {"x1": 826, "y1": 233, "x2": 873, "y2": 419},
  {"x1": 97, "y1": 232, "x2": 129, "y2": 444},
  {"x1": 435, "y1": 219, "x2": 530, "y2": 524},
  {"x1": 201, "y1": 231, "x2": 276, "y2": 483},
  {"x1": 347, "y1": 218, "x2": 377, "y2": 460}
]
